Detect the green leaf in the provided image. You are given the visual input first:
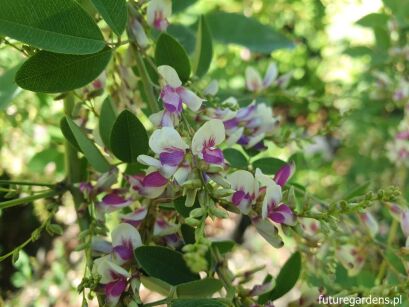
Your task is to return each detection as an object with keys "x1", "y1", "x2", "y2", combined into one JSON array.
[
  {"x1": 110, "y1": 110, "x2": 149, "y2": 163},
  {"x1": 91, "y1": 0, "x2": 127, "y2": 36},
  {"x1": 252, "y1": 157, "x2": 286, "y2": 175},
  {"x1": 15, "y1": 48, "x2": 112, "y2": 93},
  {"x1": 176, "y1": 278, "x2": 223, "y2": 298},
  {"x1": 99, "y1": 96, "x2": 117, "y2": 148},
  {"x1": 0, "y1": 63, "x2": 22, "y2": 110},
  {"x1": 193, "y1": 16, "x2": 213, "y2": 77},
  {"x1": 181, "y1": 224, "x2": 195, "y2": 244},
  {"x1": 140, "y1": 276, "x2": 172, "y2": 296},
  {"x1": 171, "y1": 299, "x2": 227, "y2": 307},
  {"x1": 155, "y1": 33, "x2": 191, "y2": 83},
  {"x1": 135, "y1": 246, "x2": 200, "y2": 285},
  {"x1": 385, "y1": 249, "x2": 406, "y2": 275},
  {"x1": 167, "y1": 24, "x2": 196, "y2": 54},
  {"x1": 174, "y1": 196, "x2": 199, "y2": 218},
  {"x1": 65, "y1": 117, "x2": 111, "y2": 173},
  {"x1": 206, "y1": 11, "x2": 293, "y2": 54},
  {"x1": 259, "y1": 251, "x2": 301, "y2": 303},
  {"x1": 356, "y1": 13, "x2": 389, "y2": 28},
  {"x1": 223, "y1": 148, "x2": 248, "y2": 169},
  {"x1": 211, "y1": 240, "x2": 235, "y2": 254},
  {"x1": 172, "y1": 0, "x2": 197, "y2": 13},
  {"x1": 60, "y1": 118, "x2": 81, "y2": 151},
  {"x1": 0, "y1": 0, "x2": 105, "y2": 54}
]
